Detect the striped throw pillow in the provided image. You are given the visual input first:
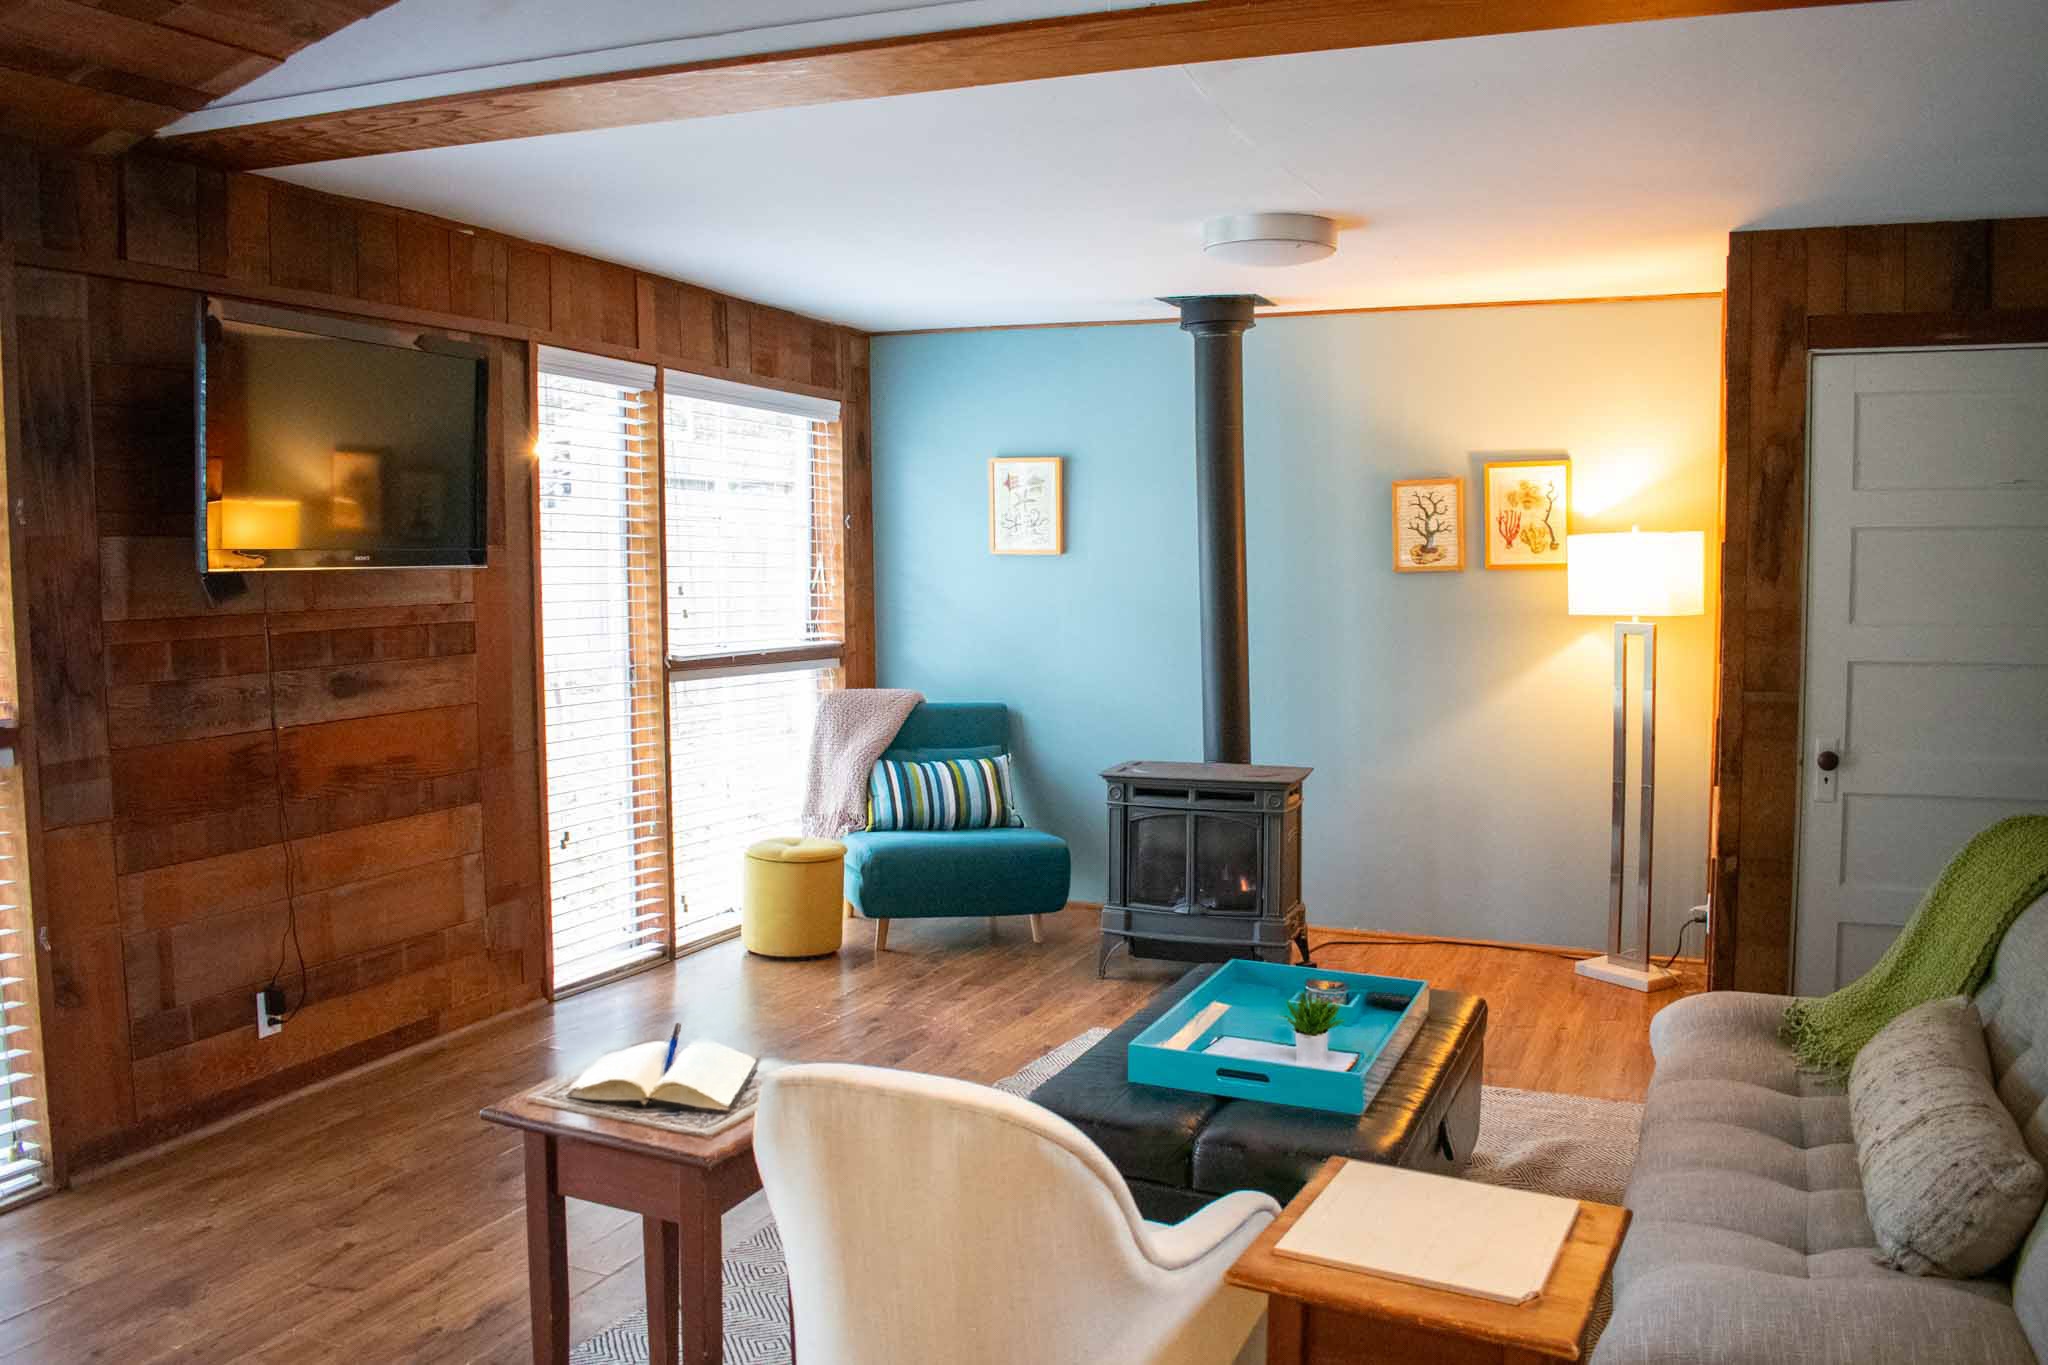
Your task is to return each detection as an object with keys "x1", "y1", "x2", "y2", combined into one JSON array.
[{"x1": 866, "y1": 754, "x2": 1024, "y2": 831}]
